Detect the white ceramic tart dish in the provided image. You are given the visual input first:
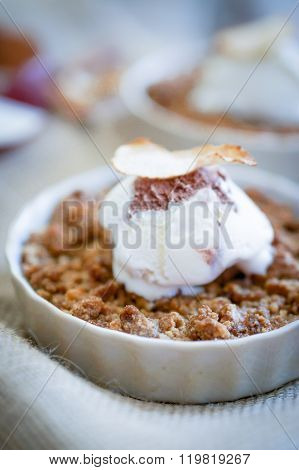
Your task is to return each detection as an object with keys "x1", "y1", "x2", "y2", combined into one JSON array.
[
  {"x1": 119, "y1": 43, "x2": 299, "y2": 156},
  {"x1": 6, "y1": 165, "x2": 299, "y2": 404}
]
